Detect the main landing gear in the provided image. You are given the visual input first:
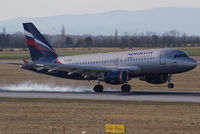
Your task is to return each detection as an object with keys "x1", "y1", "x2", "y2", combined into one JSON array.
[
  {"x1": 93, "y1": 82, "x2": 131, "y2": 92},
  {"x1": 168, "y1": 75, "x2": 174, "y2": 88},
  {"x1": 93, "y1": 84, "x2": 104, "y2": 92},
  {"x1": 121, "y1": 84, "x2": 131, "y2": 92},
  {"x1": 93, "y1": 81, "x2": 104, "y2": 92}
]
